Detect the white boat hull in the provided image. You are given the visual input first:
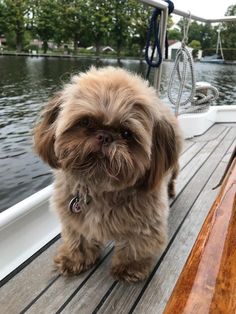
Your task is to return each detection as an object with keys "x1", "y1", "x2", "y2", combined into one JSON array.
[
  {"x1": 179, "y1": 105, "x2": 236, "y2": 139},
  {"x1": 0, "y1": 185, "x2": 60, "y2": 281}
]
